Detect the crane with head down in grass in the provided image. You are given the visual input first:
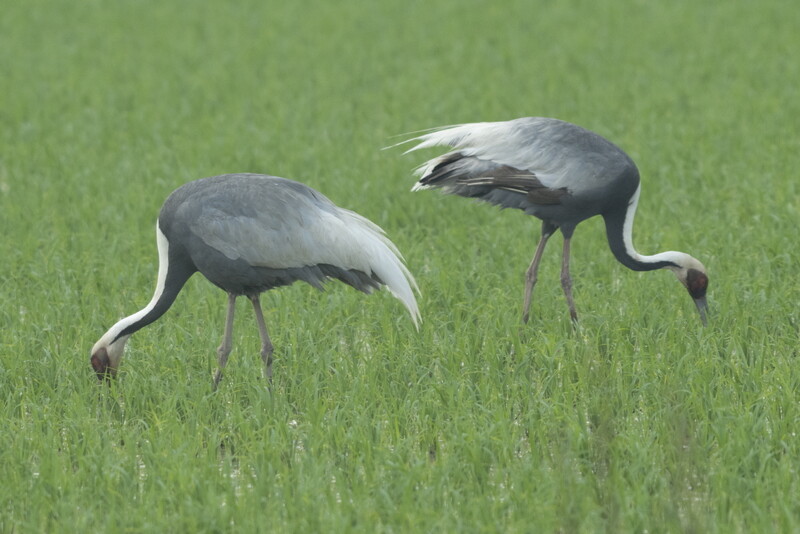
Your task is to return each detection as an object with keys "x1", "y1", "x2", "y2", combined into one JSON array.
[
  {"x1": 398, "y1": 117, "x2": 708, "y2": 324},
  {"x1": 90, "y1": 173, "x2": 420, "y2": 388}
]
